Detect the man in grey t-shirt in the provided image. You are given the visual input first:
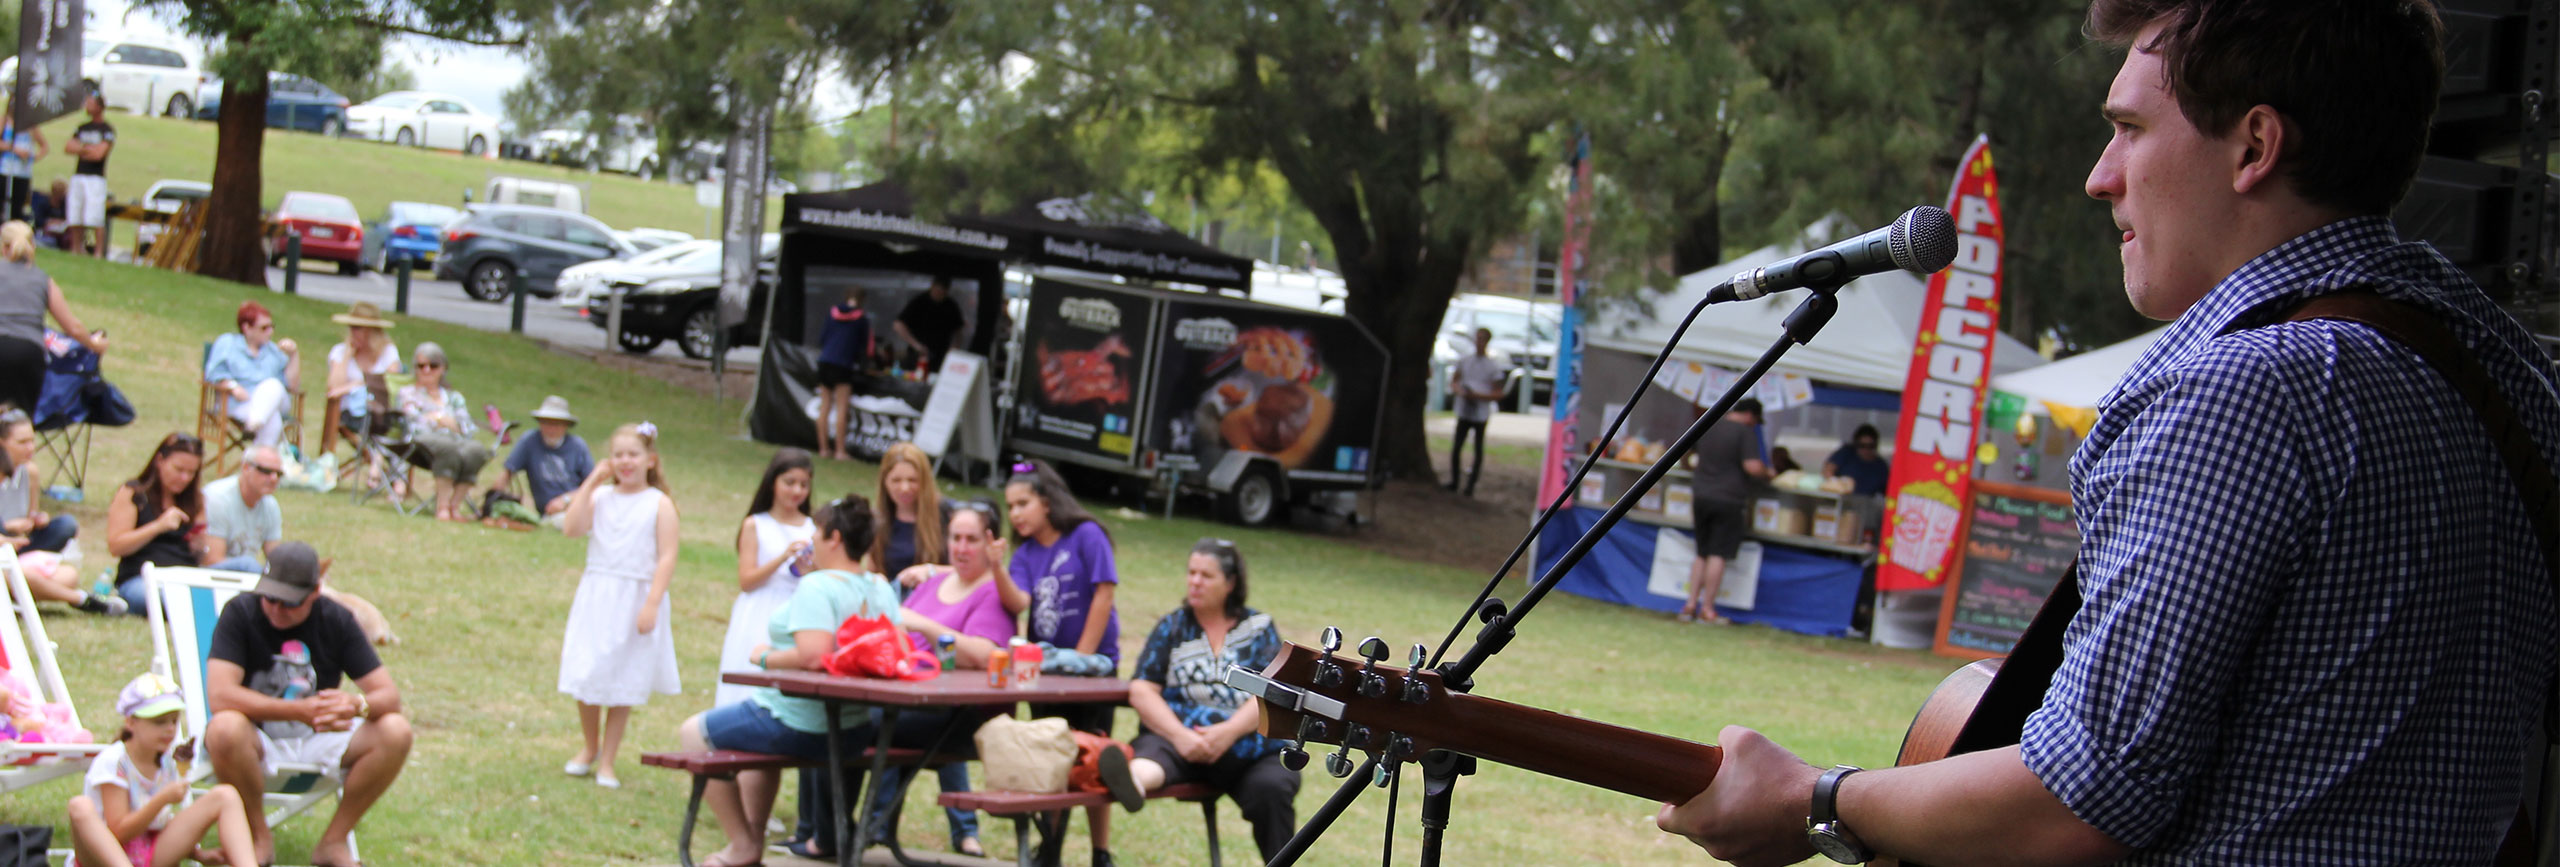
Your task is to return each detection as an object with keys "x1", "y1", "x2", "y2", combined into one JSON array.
[
  {"x1": 1682, "y1": 398, "x2": 1769, "y2": 624},
  {"x1": 1445, "y1": 327, "x2": 1510, "y2": 496},
  {"x1": 202, "y1": 446, "x2": 286, "y2": 572}
]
